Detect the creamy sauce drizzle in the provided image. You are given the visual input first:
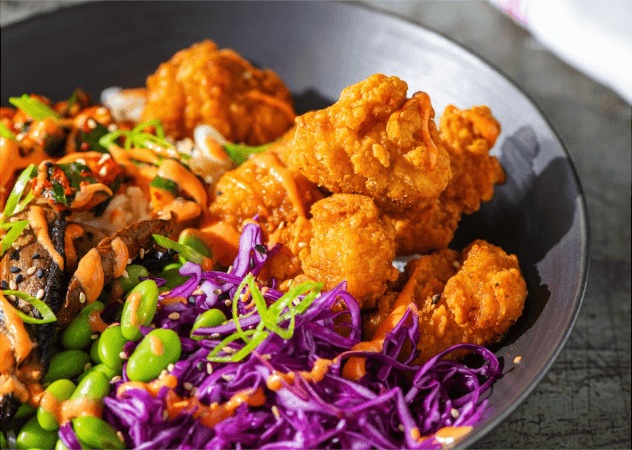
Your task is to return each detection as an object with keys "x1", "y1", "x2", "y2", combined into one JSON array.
[
  {"x1": 38, "y1": 393, "x2": 103, "y2": 425},
  {"x1": 88, "y1": 310, "x2": 108, "y2": 333},
  {"x1": 251, "y1": 153, "x2": 306, "y2": 218},
  {"x1": 0, "y1": 293, "x2": 36, "y2": 365},
  {"x1": 74, "y1": 248, "x2": 104, "y2": 304},
  {"x1": 28, "y1": 205, "x2": 65, "y2": 270},
  {"x1": 110, "y1": 237, "x2": 129, "y2": 278},
  {"x1": 70, "y1": 183, "x2": 113, "y2": 210},
  {"x1": 127, "y1": 291, "x2": 142, "y2": 326},
  {"x1": 64, "y1": 223, "x2": 85, "y2": 270},
  {"x1": 149, "y1": 335, "x2": 164, "y2": 356}
]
